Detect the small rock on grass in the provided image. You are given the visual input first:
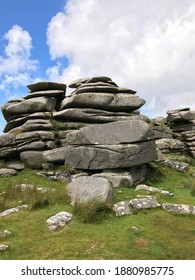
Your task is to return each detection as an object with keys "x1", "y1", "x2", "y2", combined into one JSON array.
[
  {"x1": 46, "y1": 211, "x2": 73, "y2": 231},
  {"x1": 0, "y1": 230, "x2": 11, "y2": 238},
  {"x1": 0, "y1": 168, "x2": 17, "y2": 177},
  {"x1": 0, "y1": 244, "x2": 9, "y2": 251}
]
